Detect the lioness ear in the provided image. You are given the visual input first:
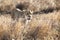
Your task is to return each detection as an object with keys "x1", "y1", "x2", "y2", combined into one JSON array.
[
  {"x1": 16, "y1": 2, "x2": 29, "y2": 11},
  {"x1": 16, "y1": 3, "x2": 25, "y2": 10}
]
